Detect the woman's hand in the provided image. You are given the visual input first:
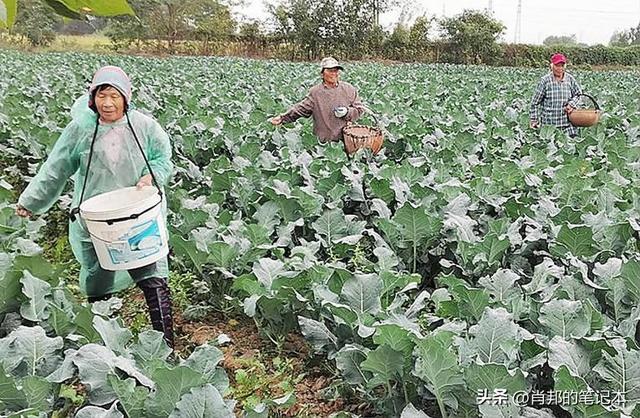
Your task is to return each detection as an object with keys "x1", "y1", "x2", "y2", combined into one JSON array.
[
  {"x1": 136, "y1": 174, "x2": 153, "y2": 189},
  {"x1": 15, "y1": 204, "x2": 32, "y2": 218},
  {"x1": 564, "y1": 105, "x2": 575, "y2": 115}
]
